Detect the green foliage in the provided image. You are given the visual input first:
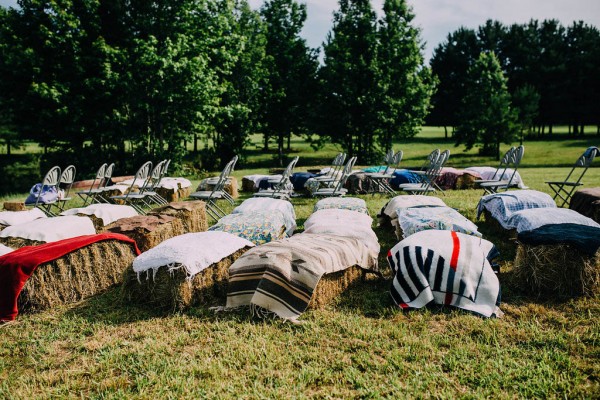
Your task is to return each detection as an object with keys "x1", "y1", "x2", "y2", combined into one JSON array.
[{"x1": 455, "y1": 52, "x2": 518, "y2": 158}]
